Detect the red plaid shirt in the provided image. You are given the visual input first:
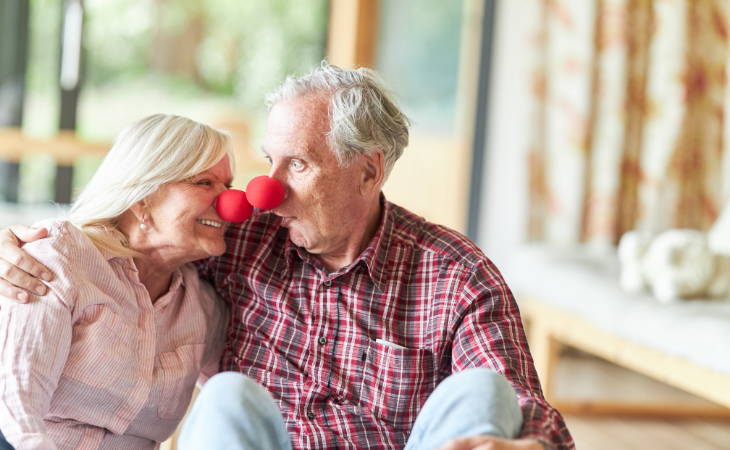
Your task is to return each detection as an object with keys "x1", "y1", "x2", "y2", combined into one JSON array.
[{"x1": 197, "y1": 199, "x2": 573, "y2": 450}]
